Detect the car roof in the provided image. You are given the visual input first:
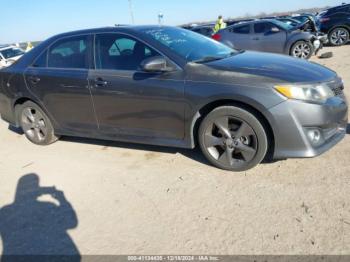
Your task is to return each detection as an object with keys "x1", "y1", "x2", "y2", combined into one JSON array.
[
  {"x1": 51, "y1": 25, "x2": 175, "y2": 39},
  {"x1": 192, "y1": 25, "x2": 214, "y2": 29},
  {"x1": 233, "y1": 19, "x2": 275, "y2": 26},
  {"x1": 326, "y1": 3, "x2": 349, "y2": 12}
]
